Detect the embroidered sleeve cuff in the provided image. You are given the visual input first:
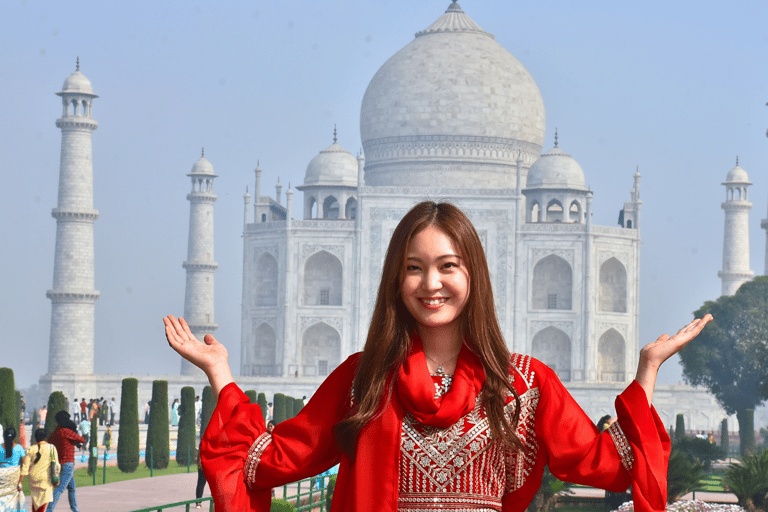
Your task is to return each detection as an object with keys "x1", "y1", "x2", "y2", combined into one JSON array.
[
  {"x1": 607, "y1": 421, "x2": 635, "y2": 472},
  {"x1": 244, "y1": 432, "x2": 272, "y2": 489}
]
